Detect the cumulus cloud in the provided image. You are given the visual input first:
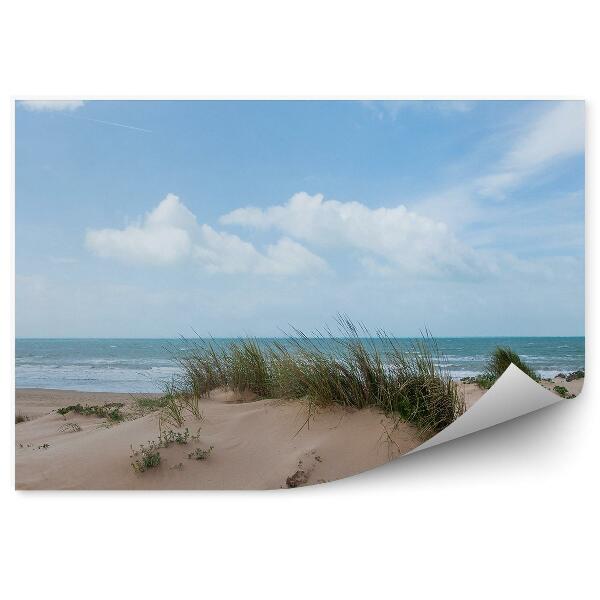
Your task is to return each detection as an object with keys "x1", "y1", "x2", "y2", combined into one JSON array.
[
  {"x1": 86, "y1": 194, "x2": 326, "y2": 276},
  {"x1": 86, "y1": 194, "x2": 195, "y2": 265},
  {"x1": 476, "y1": 101, "x2": 584, "y2": 196},
  {"x1": 221, "y1": 192, "x2": 484, "y2": 277},
  {"x1": 195, "y1": 227, "x2": 327, "y2": 275},
  {"x1": 20, "y1": 100, "x2": 85, "y2": 111}
]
